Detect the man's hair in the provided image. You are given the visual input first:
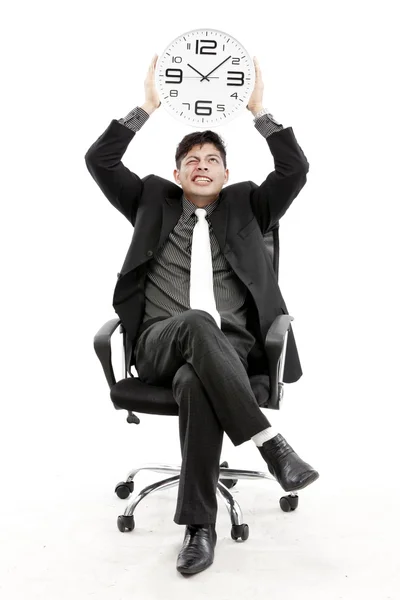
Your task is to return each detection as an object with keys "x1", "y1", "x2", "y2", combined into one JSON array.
[{"x1": 175, "y1": 130, "x2": 227, "y2": 170}]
